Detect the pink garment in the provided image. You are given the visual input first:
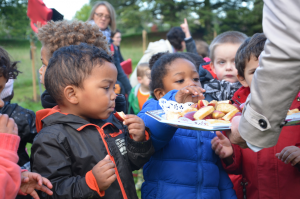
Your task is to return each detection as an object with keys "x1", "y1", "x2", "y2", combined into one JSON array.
[{"x1": 0, "y1": 133, "x2": 21, "y2": 199}]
